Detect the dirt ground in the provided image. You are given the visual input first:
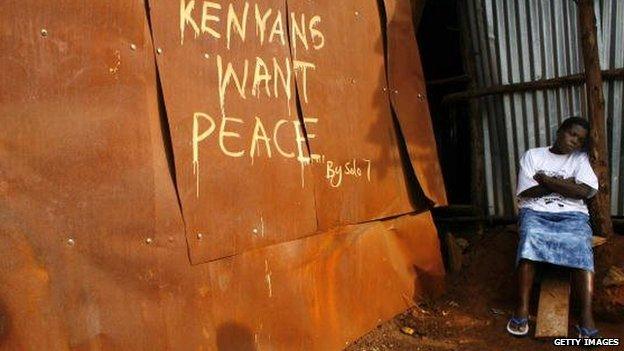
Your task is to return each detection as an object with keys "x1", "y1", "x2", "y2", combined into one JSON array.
[{"x1": 345, "y1": 224, "x2": 624, "y2": 351}]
